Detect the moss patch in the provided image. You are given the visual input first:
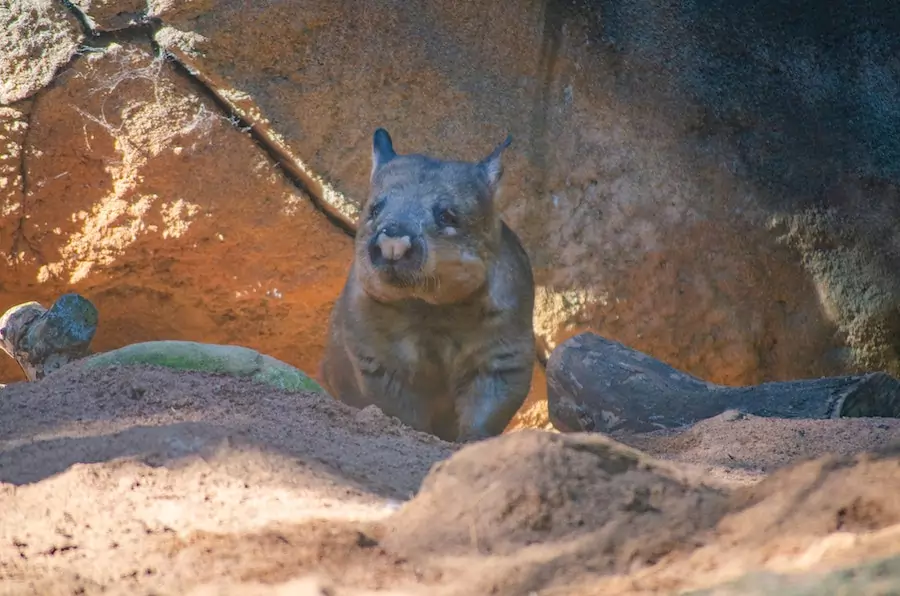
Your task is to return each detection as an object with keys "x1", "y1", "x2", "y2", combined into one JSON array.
[{"x1": 82, "y1": 340, "x2": 323, "y2": 393}]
